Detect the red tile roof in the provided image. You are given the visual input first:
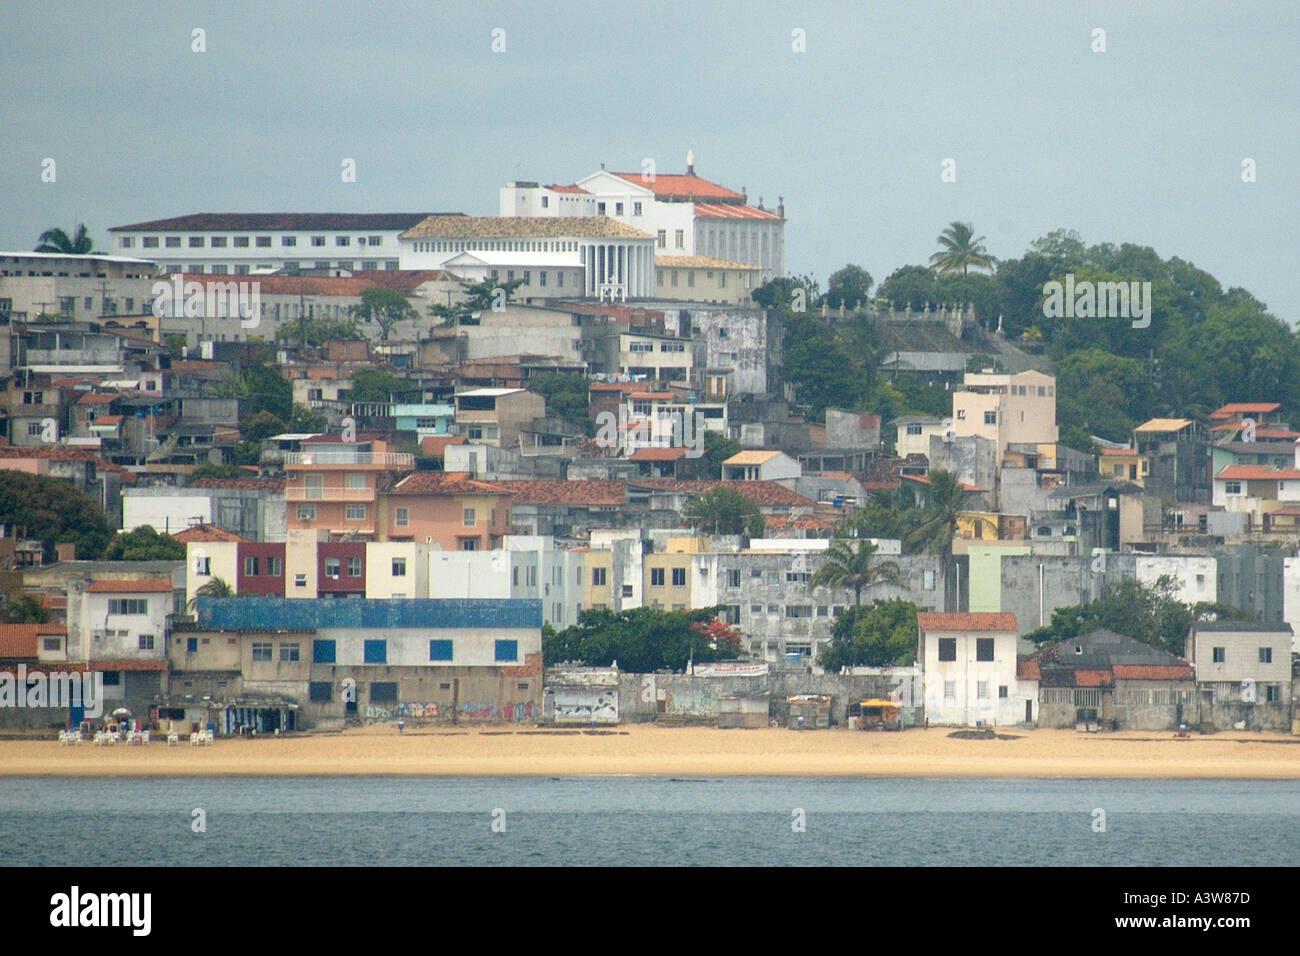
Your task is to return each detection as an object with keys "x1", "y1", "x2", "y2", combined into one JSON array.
[
  {"x1": 390, "y1": 471, "x2": 504, "y2": 496},
  {"x1": 1113, "y1": 664, "x2": 1194, "y2": 681},
  {"x1": 1209, "y1": 402, "x2": 1281, "y2": 421},
  {"x1": 917, "y1": 612, "x2": 1018, "y2": 632},
  {"x1": 1215, "y1": 465, "x2": 1300, "y2": 481},
  {"x1": 171, "y1": 524, "x2": 247, "y2": 543},
  {"x1": 77, "y1": 393, "x2": 118, "y2": 405},
  {"x1": 902, "y1": 474, "x2": 986, "y2": 493},
  {"x1": 1072, "y1": 668, "x2": 1114, "y2": 688},
  {"x1": 188, "y1": 477, "x2": 286, "y2": 492},
  {"x1": 547, "y1": 184, "x2": 589, "y2": 194},
  {"x1": 1016, "y1": 658, "x2": 1041, "y2": 681},
  {"x1": 610, "y1": 172, "x2": 744, "y2": 201},
  {"x1": 694, "y1": 203, "x2": 782, "y2": 220},
  {"x1": 631, "y1": 479, "x2": 814, "y2": 507},
  {"x1": 0, "y1": 625, "x2": 41, "y2": 659},
  {"x1": 489, "y1": 480, "x2": 626, "y2": 506},
  {"x1": 85, "y1": 579, "x2": 173, "y2": 594},
  {"x1": 629, "y1": 447, "x2": 687, "y2": 462}
]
